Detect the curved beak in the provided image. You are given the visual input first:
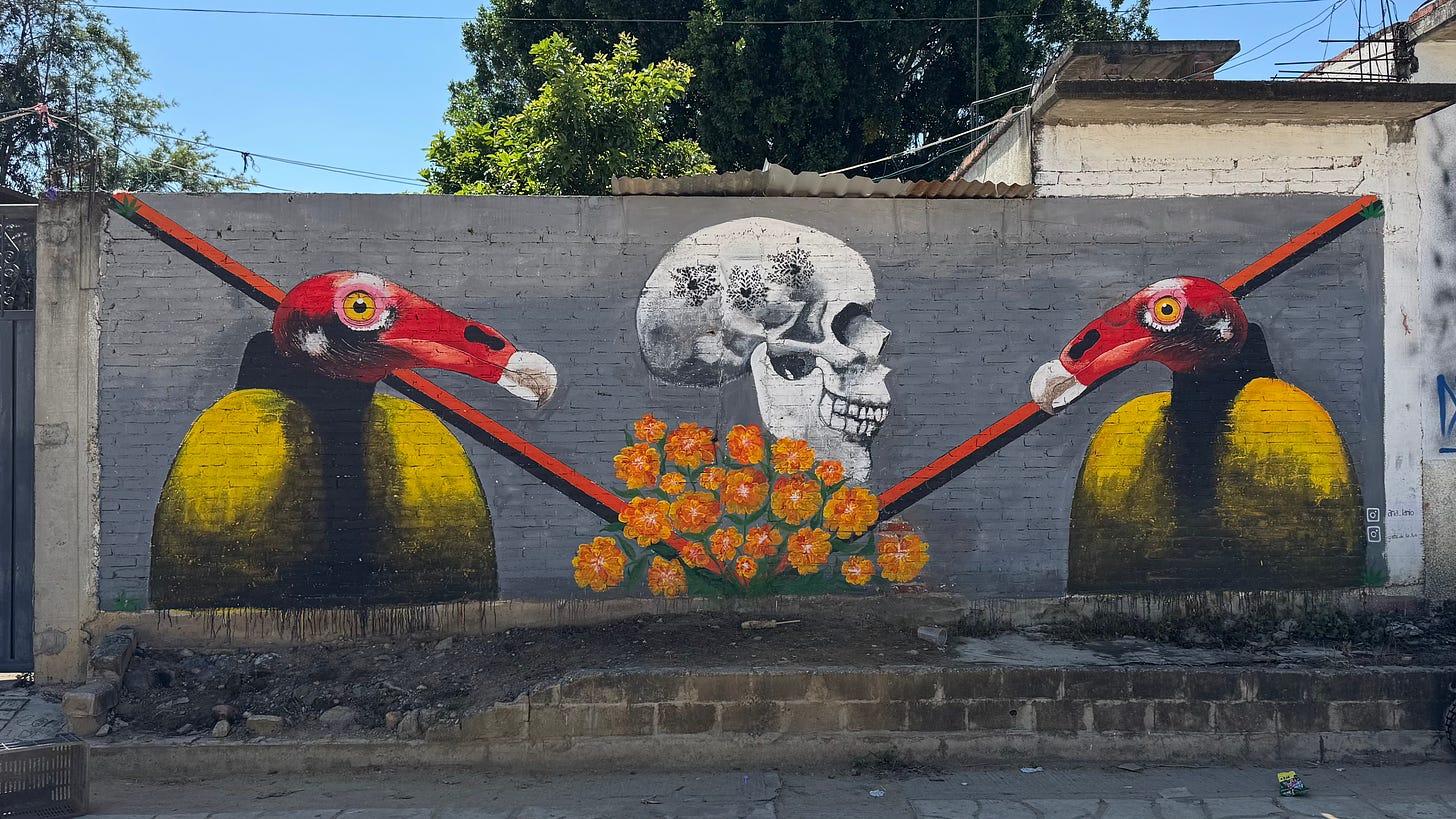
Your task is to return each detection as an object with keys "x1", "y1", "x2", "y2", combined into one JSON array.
[
  {"x1": 1029, "y1": 299, "x2": 1154, "y2": 414},
  {"x1": 381, "y1": 295, "x2": 559, "y2": 405}
]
